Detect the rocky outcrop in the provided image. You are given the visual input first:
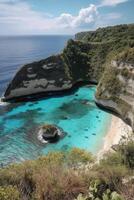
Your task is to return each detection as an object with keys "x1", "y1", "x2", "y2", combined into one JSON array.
[
  {"x1": 4, "y1": 55, "x2": 73, "y2": 101},
  {"x1": 38, "y1": 124, "x2": 65, "y2": 143}
]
